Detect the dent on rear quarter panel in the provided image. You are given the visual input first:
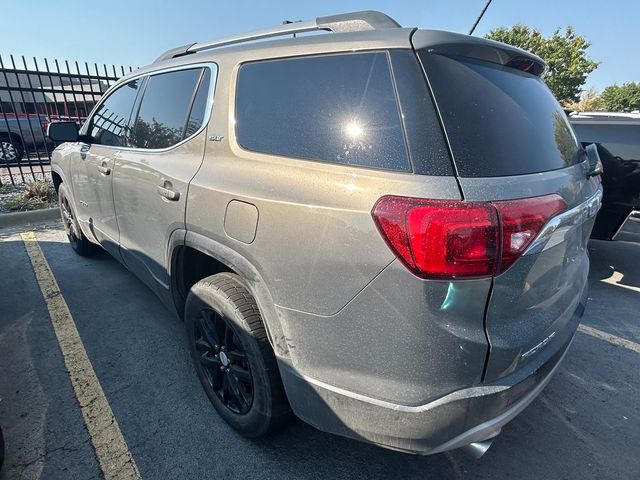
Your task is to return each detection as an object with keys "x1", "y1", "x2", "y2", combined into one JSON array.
[{"x1": 275, "y1": 261, "x2": 491, "y2": 405}]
